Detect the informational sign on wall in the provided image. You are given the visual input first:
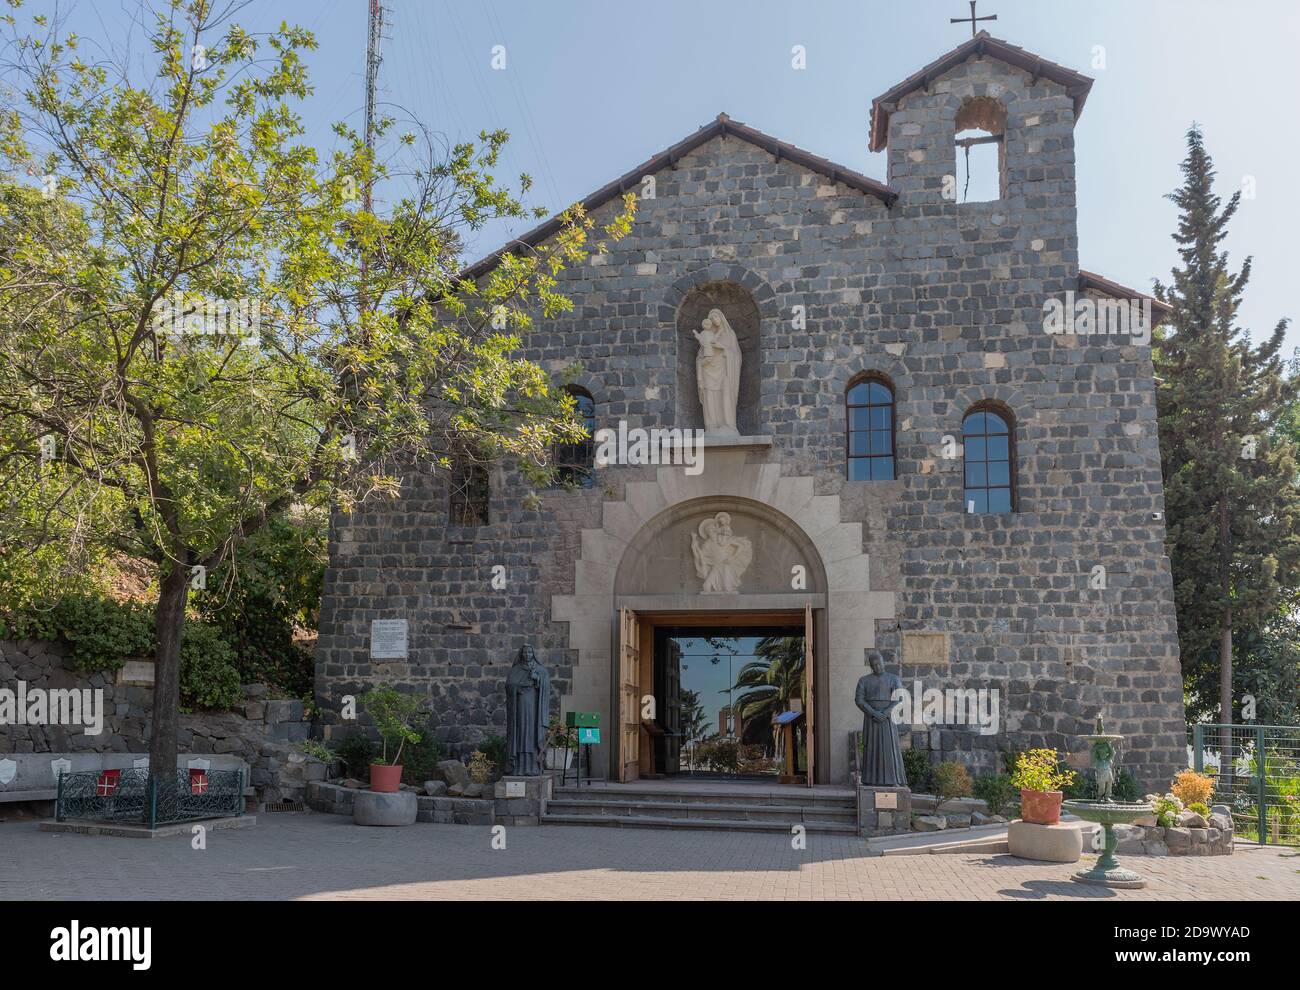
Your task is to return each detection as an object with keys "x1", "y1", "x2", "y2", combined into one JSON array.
[{"x1": 370, "y1": 619, "x2": 409, "y2": 659}]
